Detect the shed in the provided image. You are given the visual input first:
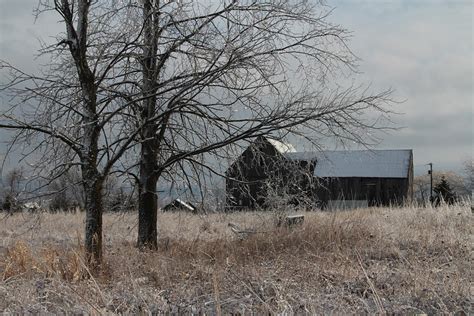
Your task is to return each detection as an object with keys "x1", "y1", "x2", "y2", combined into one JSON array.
[{"x1": 162, "y1": 199, "x2": 197, "y2": 213}]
